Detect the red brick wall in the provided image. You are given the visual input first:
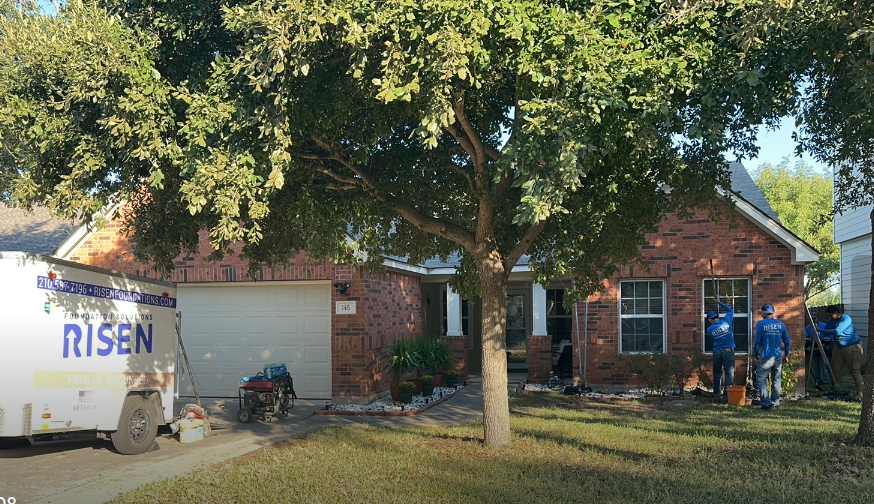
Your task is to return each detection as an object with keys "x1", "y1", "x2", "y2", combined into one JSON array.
[
  {"x1": 573, "y1": 206, "x2": 806, "y2": 389},
  {"x1": 527, "y1": 335, "x2": 553, "y2": 382},
  {"x1": 332, "y1": 268, "x2": 423, "y2": 398}
]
